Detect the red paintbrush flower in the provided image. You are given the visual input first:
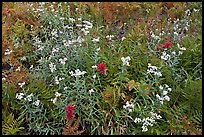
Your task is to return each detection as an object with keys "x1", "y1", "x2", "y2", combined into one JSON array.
[
  {"x1": 65, "y1": 104, "x2": 74, "y2": 120},
  {"x1": 164, "y1": 41, "x2": 171, "y2": 48},
  {"x1": 97, "y1": 63, "x2": 106, "y2": 75}
]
